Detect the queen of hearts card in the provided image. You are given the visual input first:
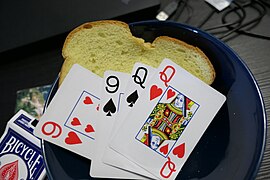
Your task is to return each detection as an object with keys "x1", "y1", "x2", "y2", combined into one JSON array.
[{"x1": 135, "y1": 86, "x2": 199, "y2": 157}]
